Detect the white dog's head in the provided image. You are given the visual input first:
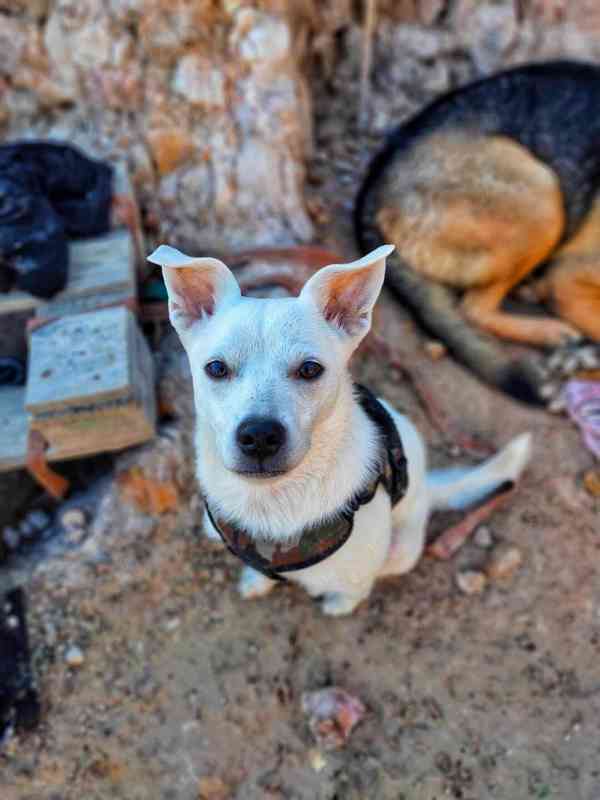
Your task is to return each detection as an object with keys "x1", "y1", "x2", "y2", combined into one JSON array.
[{"x1": 148, "y1": 244, "x2": 394, "y2": 479}]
